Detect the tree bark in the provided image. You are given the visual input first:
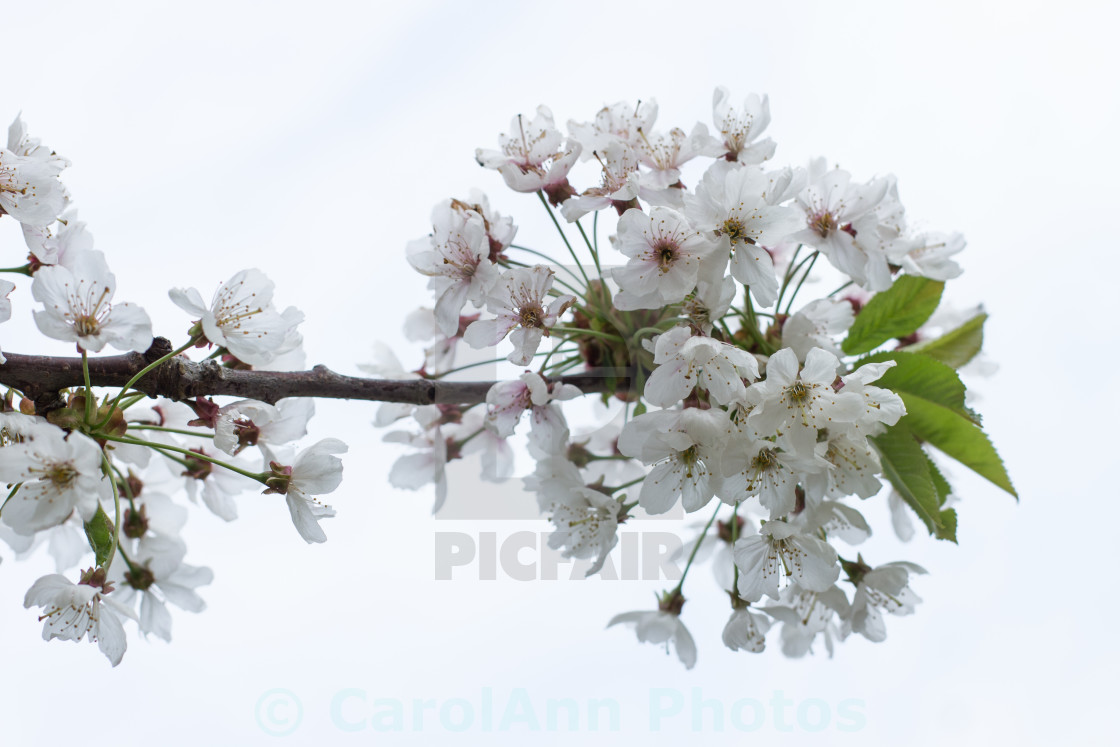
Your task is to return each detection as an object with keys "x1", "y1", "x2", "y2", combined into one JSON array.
[{"x1": 1, "y1": 338, "x2": 629, "y2": 411}]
